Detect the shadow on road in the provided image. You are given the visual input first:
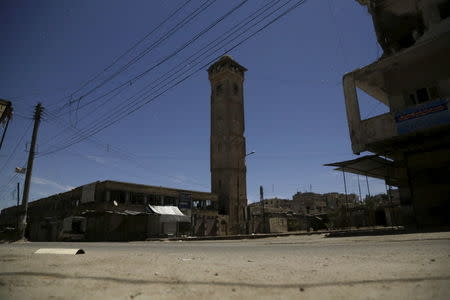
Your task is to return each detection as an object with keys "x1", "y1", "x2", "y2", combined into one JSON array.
[{"x1": 1, "y1": 272, "x2": 449, "y2": 289}]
